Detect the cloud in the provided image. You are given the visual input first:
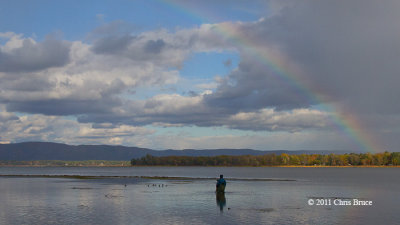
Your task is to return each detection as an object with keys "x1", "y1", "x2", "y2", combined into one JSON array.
[
  {"x1": 203, "y1": 55, "x2": 314, "y2": 112},
  {"x1": 0, "y1": 106, "x2": 353, "y2": 149},
  {"x1": 226, "y1": 108, "x2": 330, "y2": 132},
  {"x1": 0, "y1": 33, "x2": 71, "y2": 72},
  {"x1": 90, "y1": 29, "x2": 186, "y2": 67},
  {"x1": 6, "y1": 98, "x2": 120, "y2": 115},
  {"x1": 0, "y1": 106, "x2": 18, "y2": 122},
  {"x1": 144, "y1": 39, "x2": 166, "y2": 54},
  {"x1": 75, "y1": 91, "x2": 332, "y2": 133},
  {"x1": 0, "y1": 23, "x2": 227, "y2": 118},
  {"x1": 1, "y1": 106, "x2": 398, "y2": 150},
  {"x1": 0, "y1": 110, "x2": 154, "y2": 145},
  {"x1": 91, "y1": 35, "x2": 136, "y2": 54},
  {"x1": 76, "y1": 93, "x2": 215, "y2": 126},
  {"x1": 0, "y1": 38, "x2": 179, "y2": 116}
]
